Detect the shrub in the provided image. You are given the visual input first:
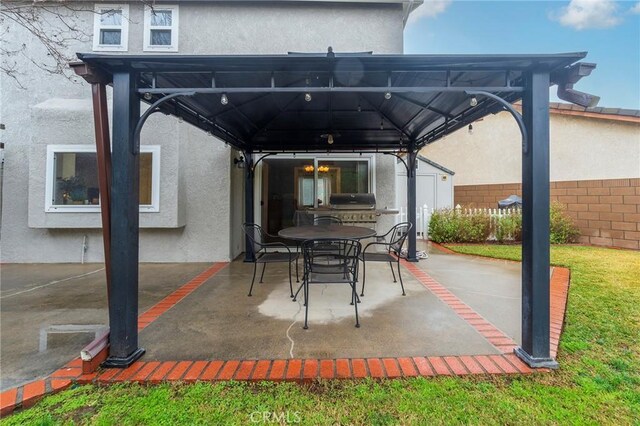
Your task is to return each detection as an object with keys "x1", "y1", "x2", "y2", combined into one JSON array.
[
  {"x1": 428, "y1": 209, "x2": 491, "y2": 243},
  {"x1": 458, "y1": 212, "x2": 492, "y2": 243},
  {"x1": 495, "y1": 213, "x2": 522, "y2": 243},
  {"x1": 550, "y1": 201, "x2": 580, "y2": 244},
  {"x1": 428, "y1": 209, "x2": 460, "y2": 243},
  {"x1": 428, "y1": 203, "x2": 579, "y2": 244}
]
